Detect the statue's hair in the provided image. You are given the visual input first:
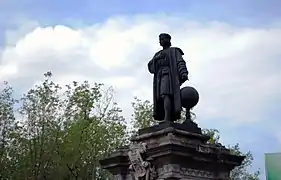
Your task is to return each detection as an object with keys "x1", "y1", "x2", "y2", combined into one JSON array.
[{"x1": 159, "y1": 33, "x2": 171, "y2": 40}]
